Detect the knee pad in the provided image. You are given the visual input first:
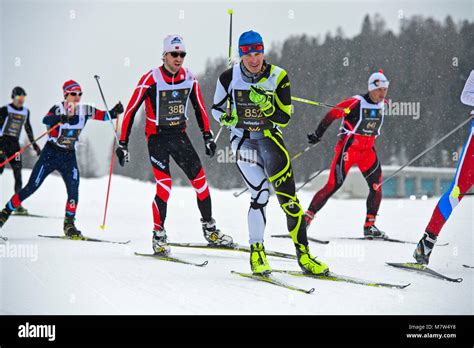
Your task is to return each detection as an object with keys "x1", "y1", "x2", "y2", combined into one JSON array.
[
  {"x1": 281, "y1": 199, "x2": 304, "y2": 218},
  {"x1": 250, "y1": 189, "x2": 269, "y2": 210}
]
